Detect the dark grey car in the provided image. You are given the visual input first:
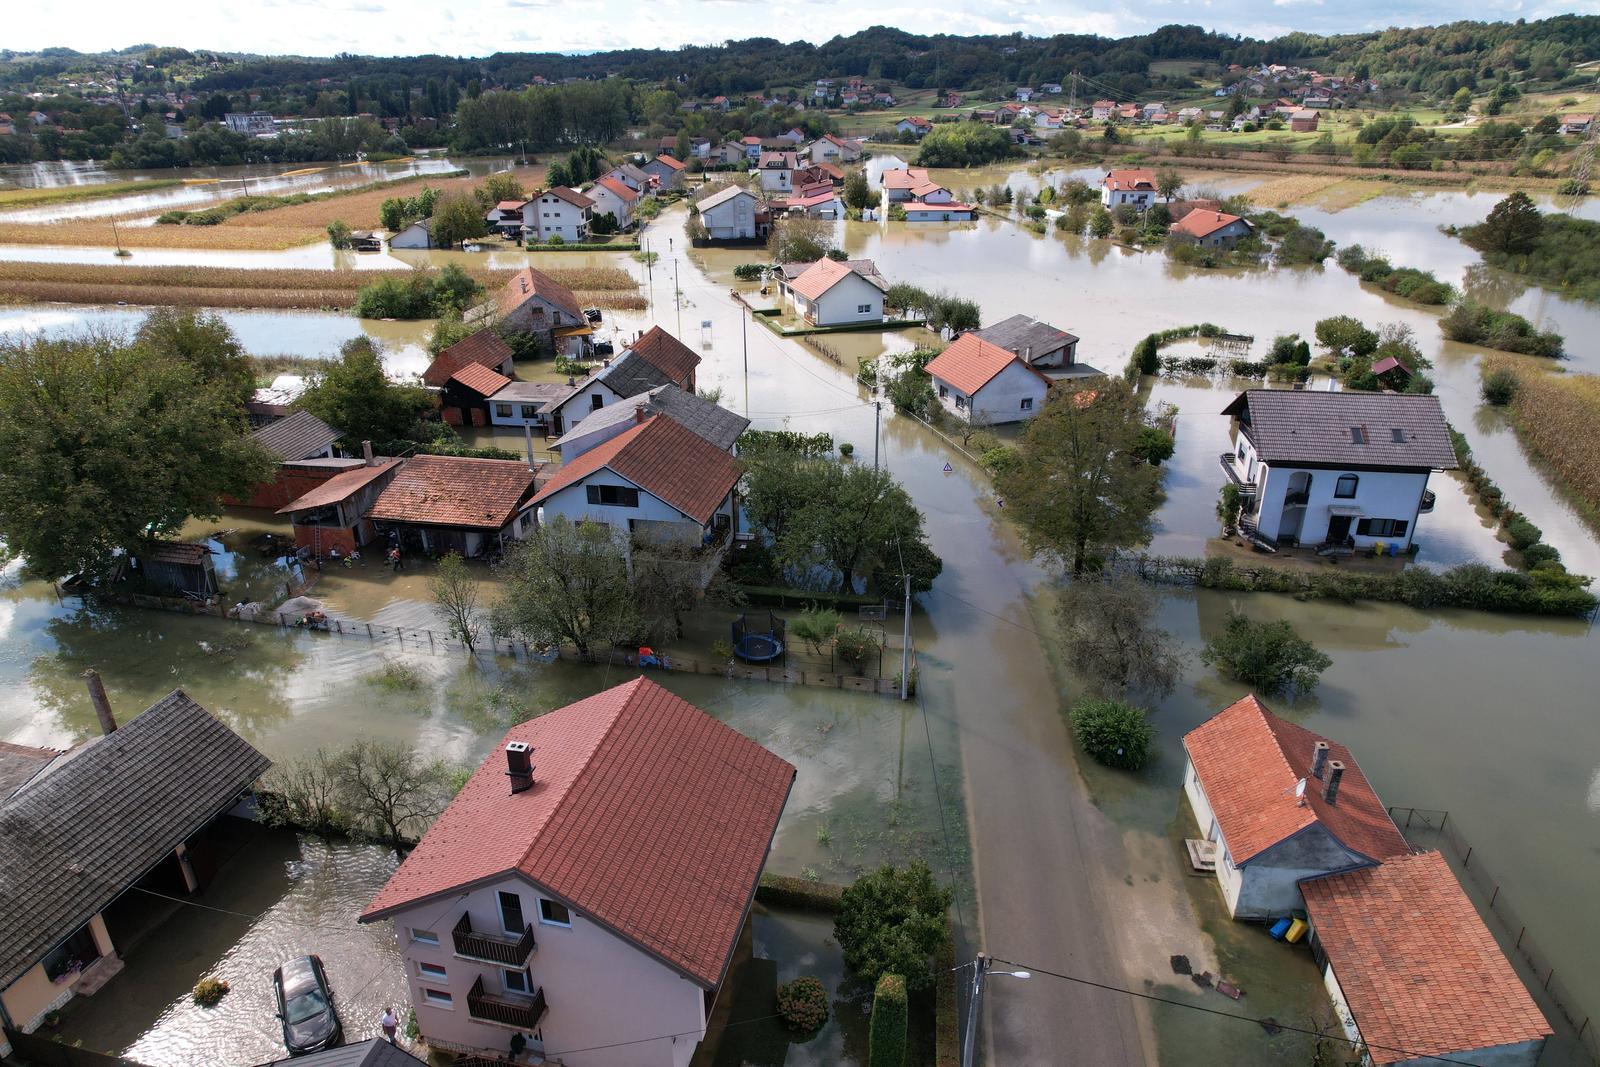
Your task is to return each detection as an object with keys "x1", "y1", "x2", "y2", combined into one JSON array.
[{"x1": 273, "y1": 955, "x2": 343, "y2": 1056}]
